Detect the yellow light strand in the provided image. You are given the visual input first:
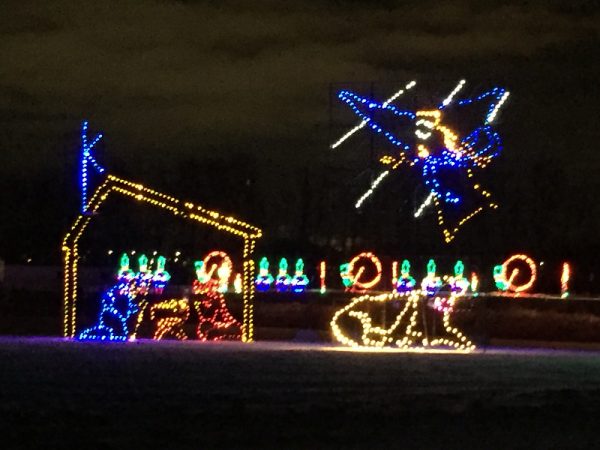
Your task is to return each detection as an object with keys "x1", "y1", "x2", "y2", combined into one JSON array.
[
  {"x1": 331, "y1": 290, "x2": 474, "y2": 352},
  {"x1": 62, "y1": 174, "x2": 262, "y2": 339}
]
